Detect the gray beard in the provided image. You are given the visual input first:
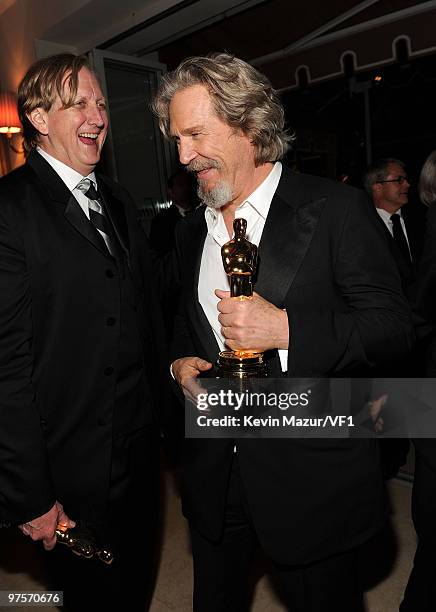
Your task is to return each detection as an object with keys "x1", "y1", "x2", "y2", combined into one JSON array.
[{"x1": 197, "y1": 179, "x2": 233, "y2": 210}]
